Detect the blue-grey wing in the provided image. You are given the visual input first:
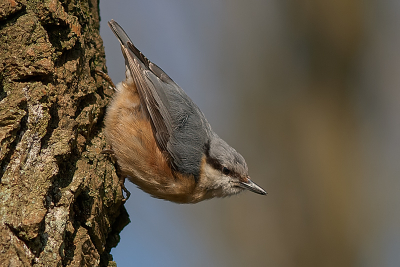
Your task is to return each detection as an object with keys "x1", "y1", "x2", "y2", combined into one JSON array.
[{"x1": 108, "y1": 20, "x2": 210, "y2": 177}]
